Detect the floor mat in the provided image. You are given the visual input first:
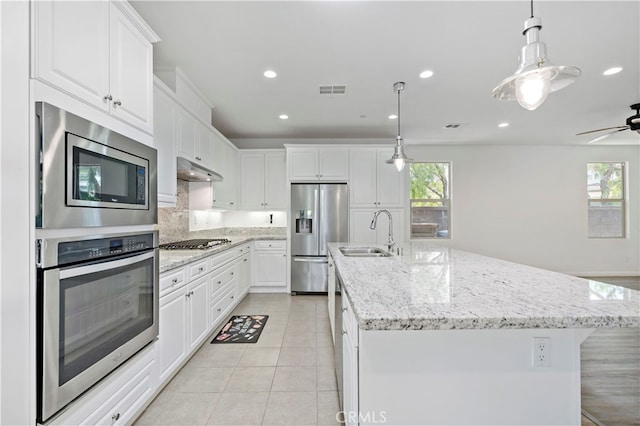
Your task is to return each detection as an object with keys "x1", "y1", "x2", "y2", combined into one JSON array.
[{"x1": 211, "y1": 315, "x2": 269, "y2": 343}]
